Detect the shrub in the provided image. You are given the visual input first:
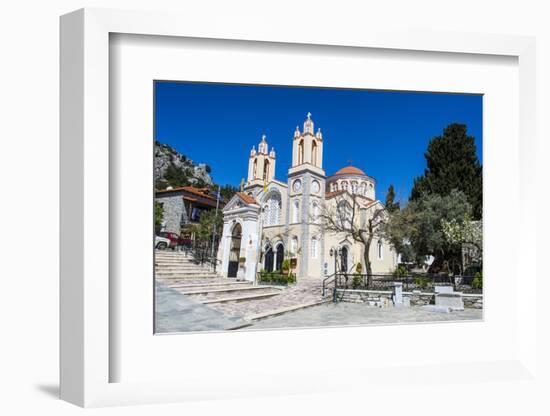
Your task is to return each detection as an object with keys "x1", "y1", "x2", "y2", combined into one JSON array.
[
  {"x1": 282, "y1": 259, "x2": 290, "y2": 271},
  {"x1": 472, "y1": 272, "x2": 483, "y2": 290},
  {"x1": 393, "y1": 265, "x2": 408, "y2": 278},
  {"x1": 414, "y1": 276, "x2": 430, "y2": 289},
  {"x1": 355, "y1": 262, "x2": 363, "y2": 274},
  {"x1": 352, "y1": 273, "x2": 363, "y2": 289}
]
